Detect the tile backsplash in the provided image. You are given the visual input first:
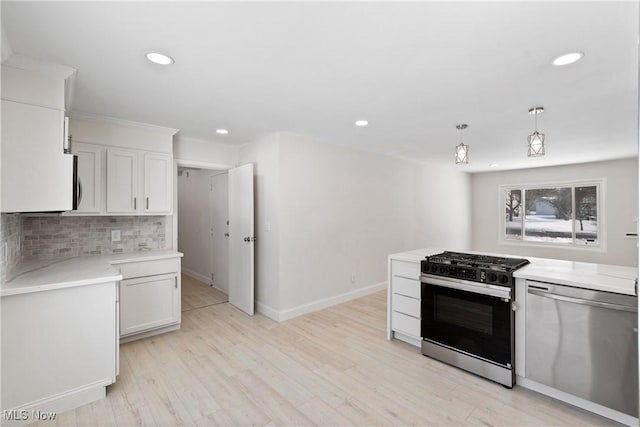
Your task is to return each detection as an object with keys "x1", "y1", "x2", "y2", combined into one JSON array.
[
  {"x1": 21, "y1": 216, "x2": 166, "y2": 260},
  {"x1": 1, "y1": 214, "x2": 22, "y2": 282}
]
